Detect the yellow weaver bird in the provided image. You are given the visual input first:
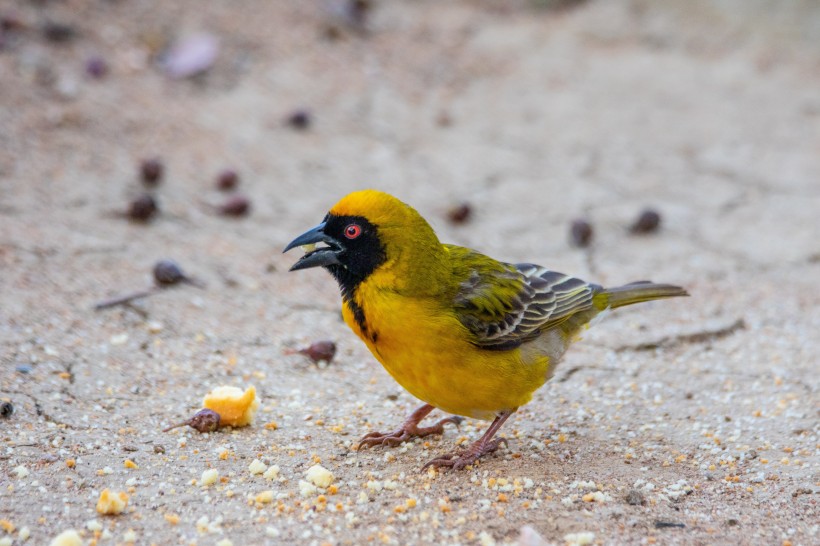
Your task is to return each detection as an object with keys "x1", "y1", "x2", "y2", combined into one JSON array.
[{"x1": 285, "y1": 190, "x2": 688, "y2": 470}]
